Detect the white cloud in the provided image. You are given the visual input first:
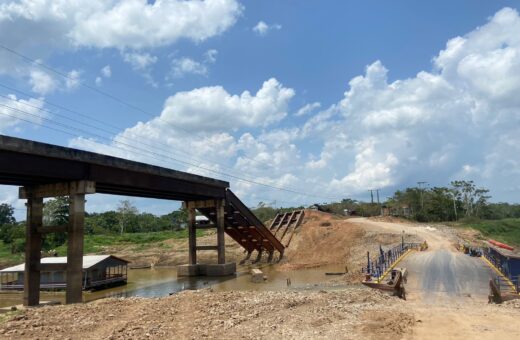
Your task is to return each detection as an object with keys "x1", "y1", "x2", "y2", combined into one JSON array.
[
  {"x1": 204, "y1": 49, "x2": 218, "y2": 64},
  {"x1": 122, "y1": 52, "x2": 158, "y2": 86},
  {"x1": 158, "y1": 78, "x2": 294, "y2": 131},
  {"x1": 67, "y1": 7, "x2": 520, "y2": 205},
  {"x1": 95, "y1": 76, "x2": 102, "y2": 86},
  {"x1": 253, "y1": 20, "x2": 282, "y2": 36},
  {"x1": 68, "y1": 79, "x2": 298, "y2": 202},
  {"x1": 299, "y1": 7, "x2": 520, "y2": 201},
  {"x1": 28, "y1": 69, "x2": 57, "y2": 95},
  {"x1": 171, "y1": 57, "x2": 208, "y2": 78},
  {"x1": 65, "y1": 69, "x2": 81, "y2": 90},
  {"x1": 295, "y1": 102, "x2": 321, "y2": 116},
  {"x1": 0, "y1": 0, "x2": 241, "y2": 88},
  {"x1": 122, "y1": 52, "x2": 158, "y2": 71},
  {"x1": 0, "y1": 0, "x2": 242, "y2": 51},
  {"x1": 101, "y1": 65, "x2": 111, "y2": 78},
  {"x1": 0, "y1": 94, "x2": 46, "y2": 132}
]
